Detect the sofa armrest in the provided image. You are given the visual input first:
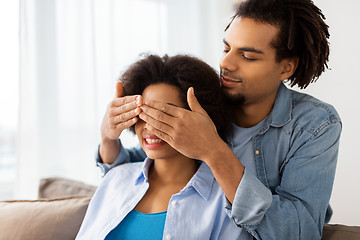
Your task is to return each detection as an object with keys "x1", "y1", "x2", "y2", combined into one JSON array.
[{"x1": 322, "y1": 223, "x2": 360, "y2": 240}]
